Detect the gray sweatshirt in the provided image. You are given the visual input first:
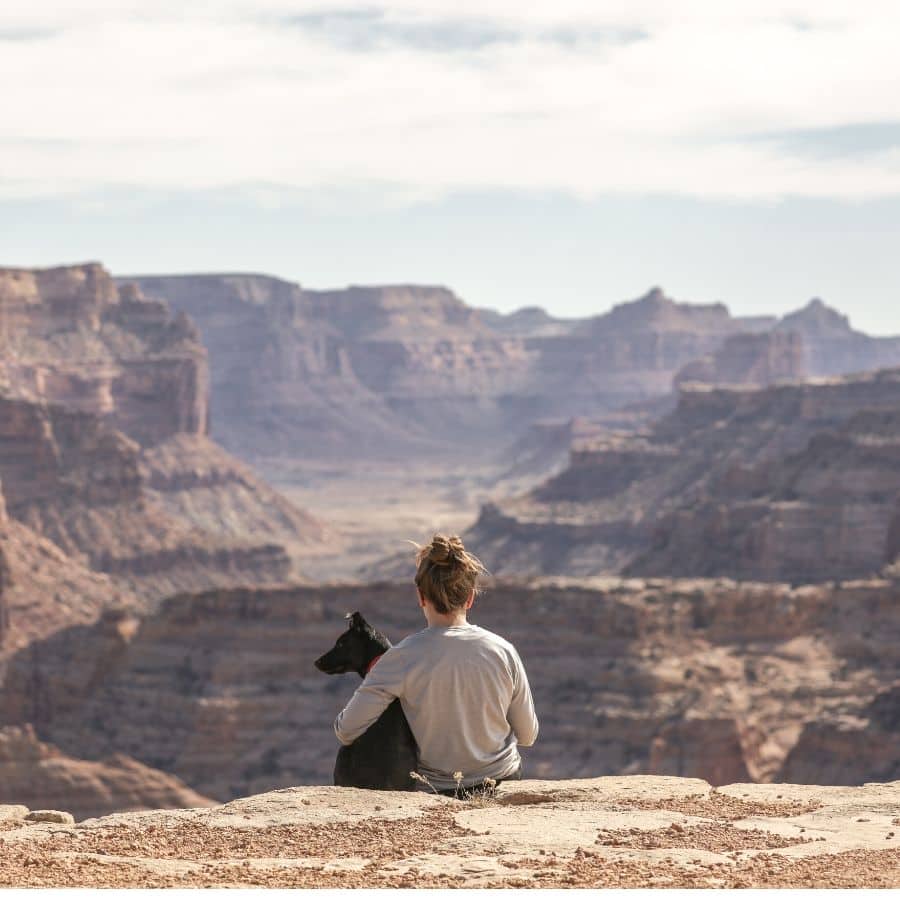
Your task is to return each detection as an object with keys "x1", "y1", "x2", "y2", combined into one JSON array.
[{"x1": 334, "y1": 623, "x2": 539, "y2": 790}]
